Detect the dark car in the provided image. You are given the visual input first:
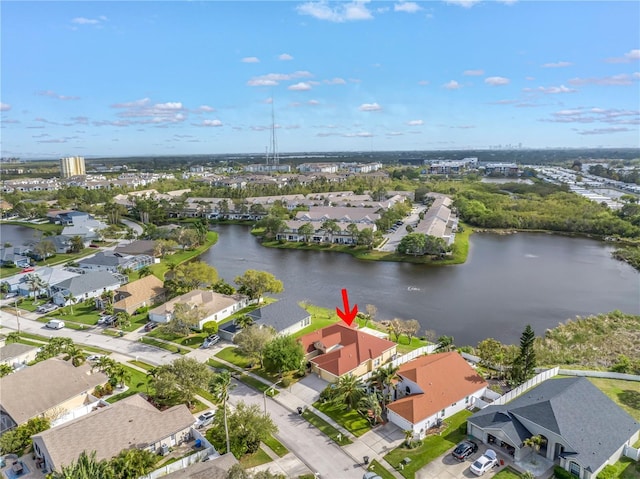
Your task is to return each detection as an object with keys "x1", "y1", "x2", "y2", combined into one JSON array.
[
  {"x1": 451, "y1": 440, "x2": 478, "y2": 461},
  {"x1": 144, "y1": 322, "x2": 158, "y2": 332}
]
